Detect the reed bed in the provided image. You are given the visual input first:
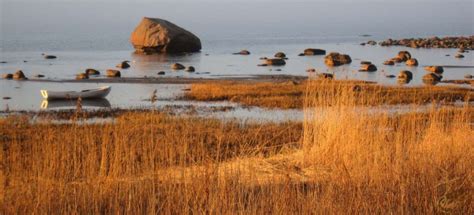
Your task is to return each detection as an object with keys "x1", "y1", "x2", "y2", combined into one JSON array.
[{"x1": 1, "y1": 80, "x2": 473, "y2": 214}]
